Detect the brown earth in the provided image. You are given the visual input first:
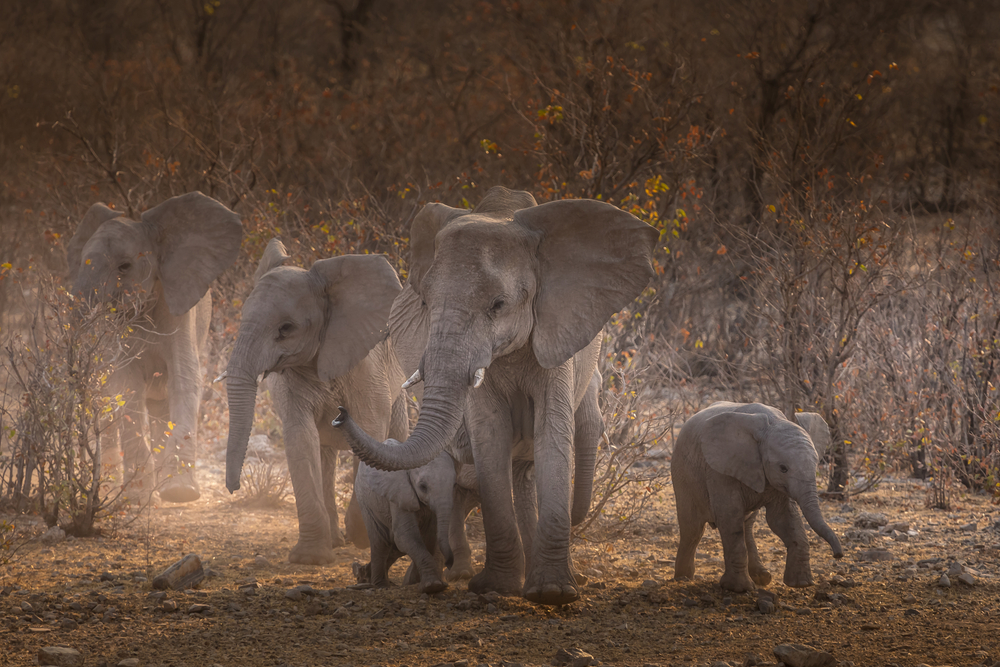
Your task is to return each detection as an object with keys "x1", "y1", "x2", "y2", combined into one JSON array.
[{"x1": 3, "y1": 457, "x2": 1000, "y2": 667}]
